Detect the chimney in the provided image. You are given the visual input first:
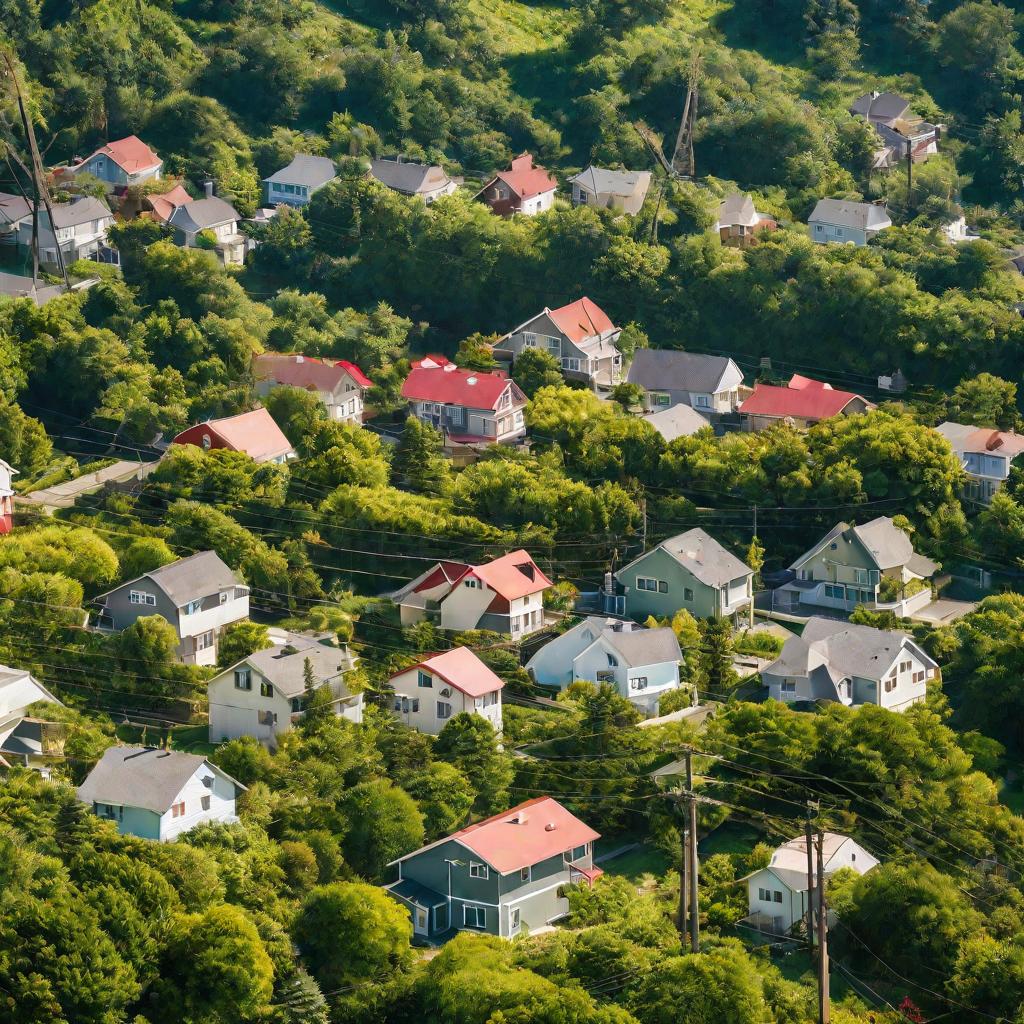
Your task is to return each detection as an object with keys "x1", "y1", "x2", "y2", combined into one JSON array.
[
  {"x1": 295, "y1": 355, "x2": 304, "y2": 363},
  {"x1": 986, "y1": 431, "x2": 1005, "y2": 451},
  {"x1": 544, "y1": 822, "x2": 557, "y2": 832},
  {"x1": 204, "y1": 181, "x2": 214, "y2": 199},
  {"x1": 511, "y1": 810, "x2": 528, "y2": 824}
]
